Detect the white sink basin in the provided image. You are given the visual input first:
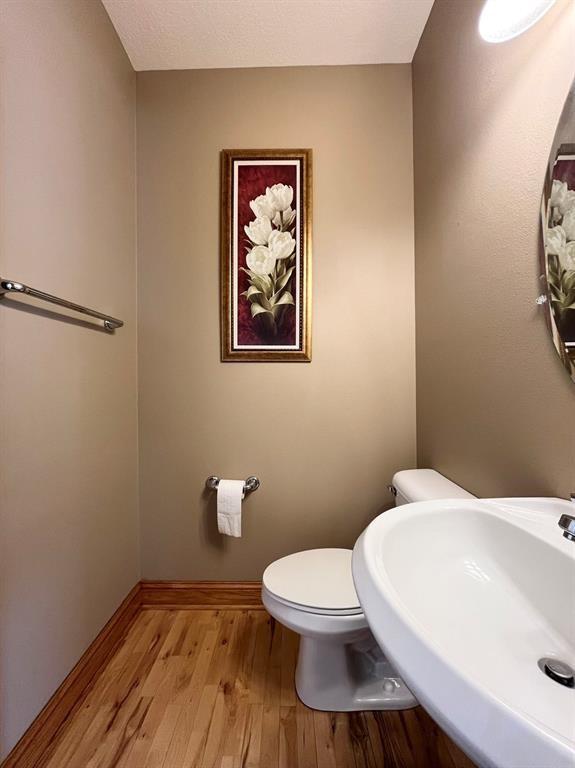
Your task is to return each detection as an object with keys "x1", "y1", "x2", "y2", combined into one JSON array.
[{"x1": 352, "y1": 498, "x2": 575, "y2": 768}]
